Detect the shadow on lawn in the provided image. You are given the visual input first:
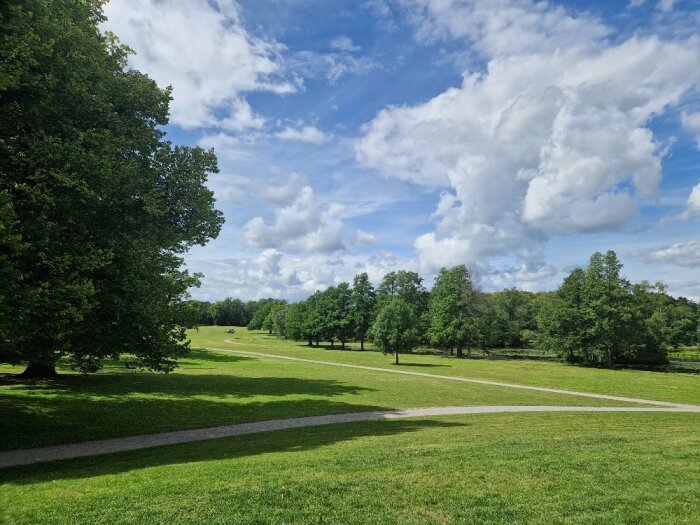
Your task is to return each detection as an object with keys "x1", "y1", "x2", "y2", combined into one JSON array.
[
  {"x1": 0, "y1": 348, "x2": 380, "y2": 451},
  {"x1": 1, "y1": 418, "x2": 467, "y2": 484}
]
